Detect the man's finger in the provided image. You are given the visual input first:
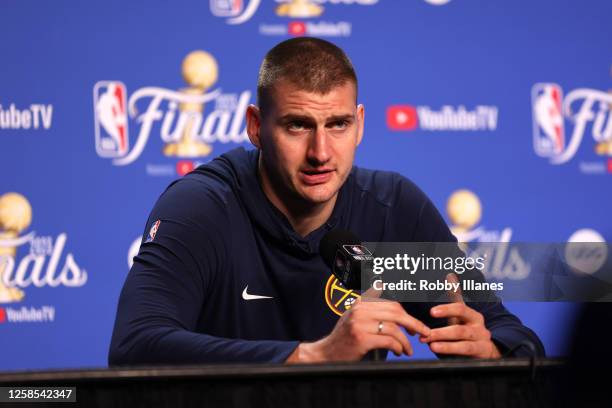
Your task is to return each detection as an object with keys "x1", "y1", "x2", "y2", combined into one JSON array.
[
  {"x1": 430, "y1": 302, "x2": 483, "y2": 324},
  {"x1": 366, "y1": 333, "x2": 405, "y2": 357},
  {"x1": 368, "y1": 321, "x2": 413, "y2": 356},
  {"x1": 445, "y1": 273, "x2": 464, "y2": 325},
  {"x1": 419, "y1": 324, "x2": 482, "y2": 343},
  {"x1": 362, "y1": 309, "x2": 430, "y2": 337},
  {"x1": 445, "y1": 273, "x2": 464, "y2": 304},
  {"x1": 355, "y1": 303, "x2": 431, "y2": 336},
  {"x1": 429, "y1": 340, "x2": 481, "y2": 357}
]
